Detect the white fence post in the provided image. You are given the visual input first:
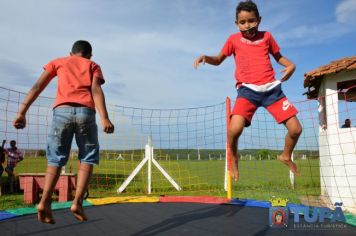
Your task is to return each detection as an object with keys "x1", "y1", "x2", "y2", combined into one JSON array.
[
  {"x1": 289, "y1": 152, "x2": 295, "y2": 189},
  {"x1": 118, "y1": 136, "x2": 181, "y2": 194},
  {"x1": 147, "y1": 137, "x2": 152, "y2": 194}
]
